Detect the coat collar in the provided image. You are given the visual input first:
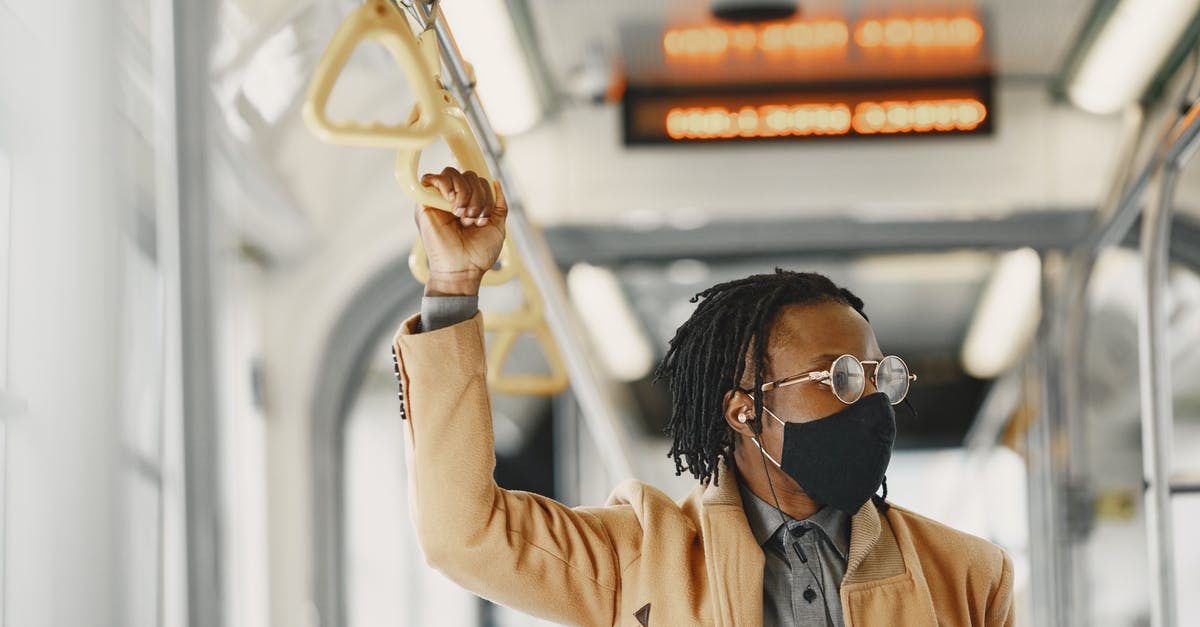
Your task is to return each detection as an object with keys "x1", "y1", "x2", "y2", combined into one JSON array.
[
  {"x1": 845, "y1": 497, "x2": 882, "y2": 580},
  {"x1": 735, "y1": 472, "x2": 851, "y2": 561},
  {"x1": 700, "y1": 463, "x2": 883, "y2": 563},
  {"x1": 696, "y1": 464, "x2": 763, "y2": 627},
  {"x1": 695, "y1": 462, "x2": 901, "y2": 626}
]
